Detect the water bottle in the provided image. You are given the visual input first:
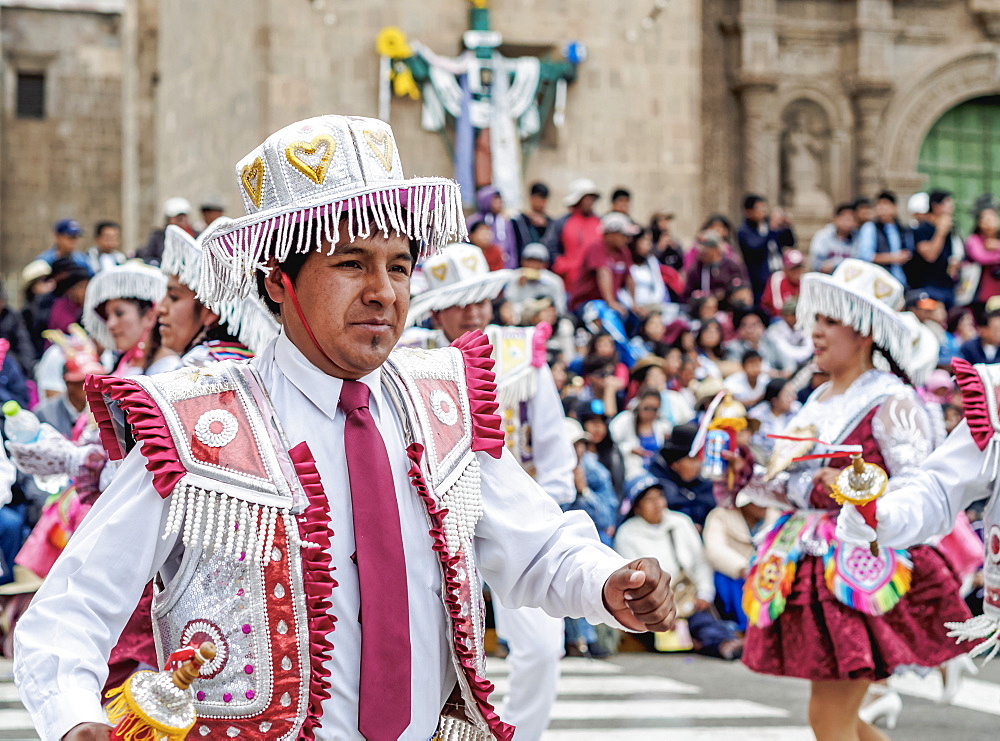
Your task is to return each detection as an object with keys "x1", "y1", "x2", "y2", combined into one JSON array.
[
  {"x1": 3, "y1": 401, "x2": 67, "y2": 493},
  {"x1": 3, "y1": 401, "x2": 39, "y2": 444}
]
